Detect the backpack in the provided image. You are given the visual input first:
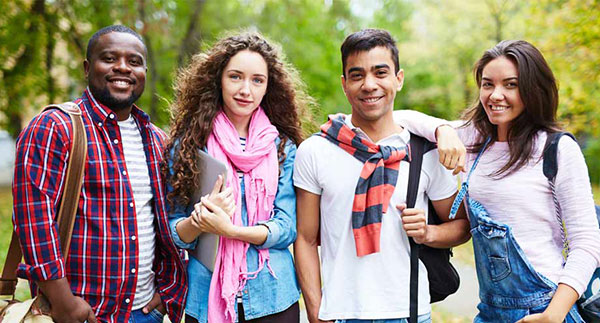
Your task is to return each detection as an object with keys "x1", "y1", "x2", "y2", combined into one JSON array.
[
  {"x1": 407, "y1": 134, "x2": 461, "y2": 323},
  {"x1": 543, "y1": 132, "x2": 600, "y2": 322}
]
